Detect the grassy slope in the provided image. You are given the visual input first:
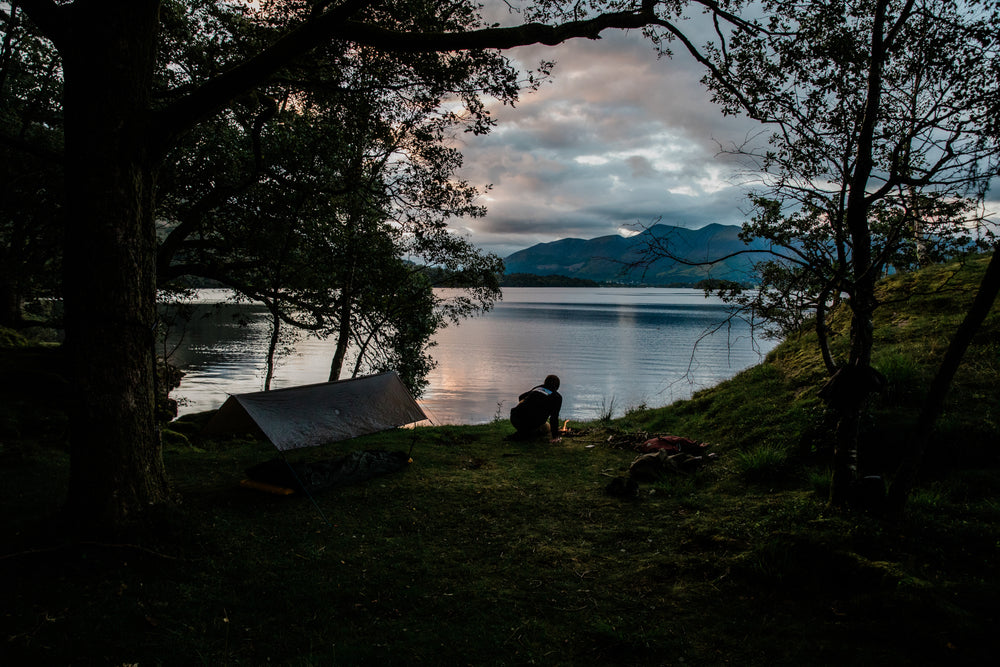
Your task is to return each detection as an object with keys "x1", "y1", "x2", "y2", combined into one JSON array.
[{"x1": 1, "y1": 255, "x2": 998, "y2": 666}]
